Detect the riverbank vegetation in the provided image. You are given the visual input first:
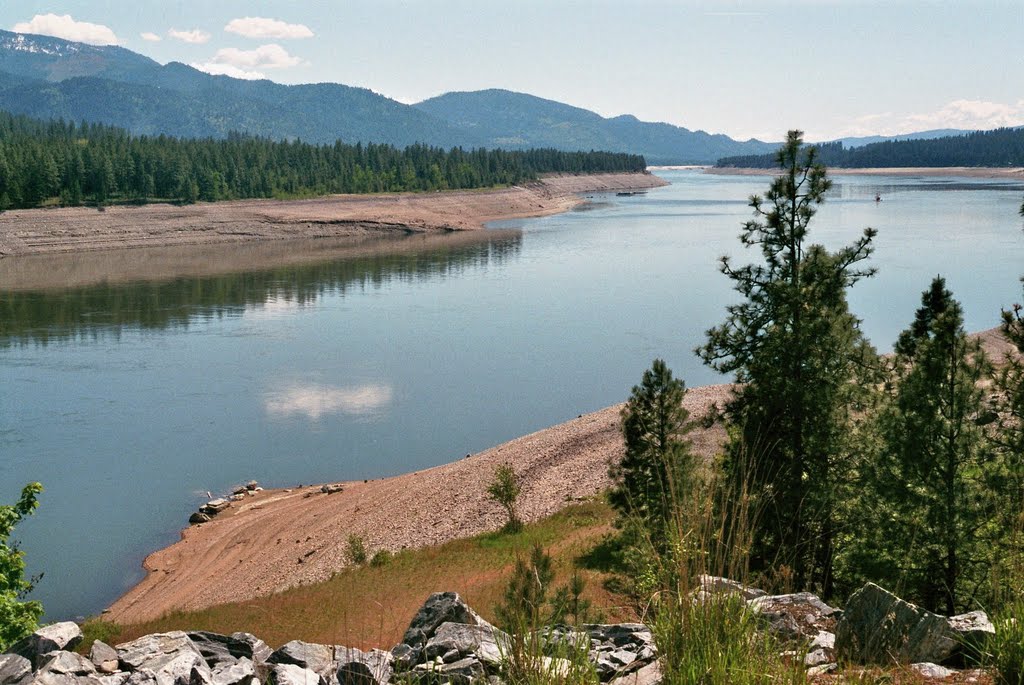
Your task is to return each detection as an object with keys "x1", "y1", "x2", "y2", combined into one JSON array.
[
  {"x1": 0, "y1": 111, "x2": 646, "y2": 209},
  {"x1": 717, "y1": 125, "x2": 1024, "y2": 168}
]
